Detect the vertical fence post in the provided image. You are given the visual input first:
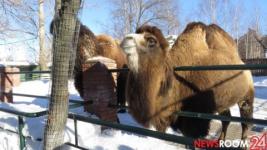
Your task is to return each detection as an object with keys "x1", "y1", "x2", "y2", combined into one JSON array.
[
  {"x1": 0, "y1": 67, "x2": 20, "y2": 103},
  {"x1": 73, "y1": 114, "x2": 78, "y2": 147},
  {"x1": 82, "y1": 57, "x2": 118, "y2": 127},
  {"x1": 18, "y1": 116, "x2": 25, "y2": 150}
]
